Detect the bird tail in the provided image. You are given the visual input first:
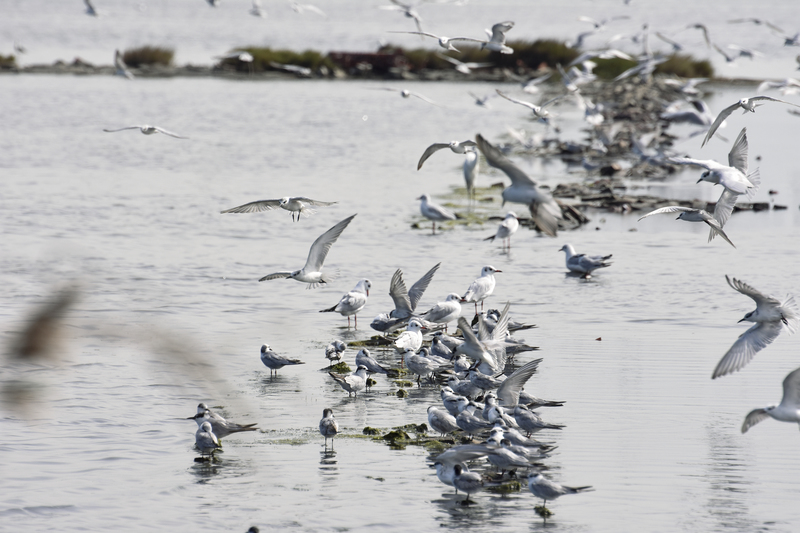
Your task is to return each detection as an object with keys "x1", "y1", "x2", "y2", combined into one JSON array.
[
  {"x1": 320, "y1": 304, "x2": 337, "y2": 313},
  {"x1": 745, "y1": 168, "x2": 760, "y2": 200},
  {"x1": 781, "y1": 294, "x2": 799, "y2": 334},
  {"x1": 484, "y1": 234, "x2": 496, "y2": 242},
  {"x1": 706, "y1": 218, "x2": 736, "y2": 248}
]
